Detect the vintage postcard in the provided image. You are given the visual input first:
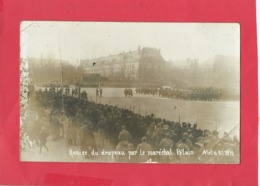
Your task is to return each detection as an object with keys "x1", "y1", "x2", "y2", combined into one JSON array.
[{"x1": 20, "y1": 21, "x2": 240, "y2": 163}]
